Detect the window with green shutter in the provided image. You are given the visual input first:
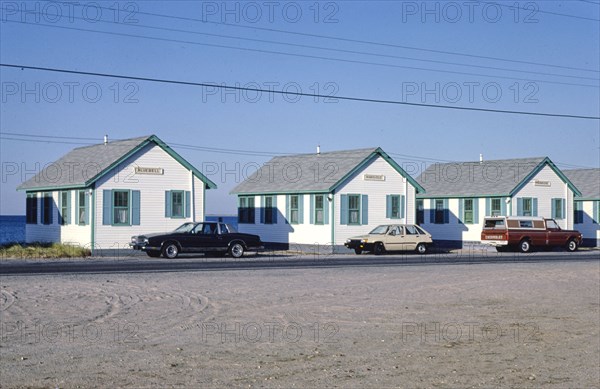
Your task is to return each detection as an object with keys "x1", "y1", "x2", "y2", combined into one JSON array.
[
  {"x1": 314, "y1": 195, "x2": 324, "y2": 225},
  {"x1": 171, "y1": 191, "x2": 184, "y2": 218},
  {"x1": 574, "y1": 202, "x2": 583, "y2": 224},
  {"x1": 491, "y1": 198, "x2": 502, "y2": 216},
  {"x1": 463, "y1": 199, "x2": 474, "y2": 224},
  {"x1": 290, "y1": 195, "x2": 299, "y2": 224},
  {"x1": 60, "y1": 191, "x2": 70, "y2": 225},
  {"x1": 77, "y1": 190, "x2": 88, "y2": 226},
  {"x1": 522, "y1": 198, "x2": 532, "y2": 216},
  {"x1": 416, "y1": 199, "x2": 424, "y2": 225},
  {"x1": 113, "y1": 190, "x2": 130, "y2": 225},
  {"x1": 42, "y1": 193, "x2": 53, "y2": 225},
  {"x1": 435, "y1": 199, "x2": 445, "y2": 224},
  {"x1": 348, "y1": 194, "x2": 360, "y2": 225},
  {"x1": 552, "y1": 198, "x2": 565, "y2": 219},
  {"x1": 238, "y1": 196, "x2": 255, "y2": 224}
]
